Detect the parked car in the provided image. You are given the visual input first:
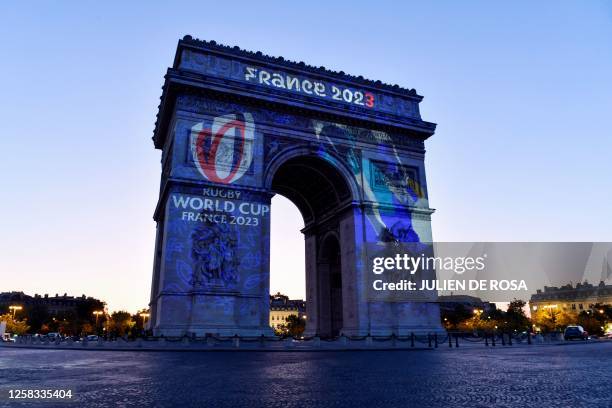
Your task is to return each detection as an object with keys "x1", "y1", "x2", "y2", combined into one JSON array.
[
  {"x1": 564, "y1": 325, "x2": 588, "y2": 341},
  {"x1": 604, "y1": 331, "x2": 612, "y2": 339},
  {"x1": 86, "y1": 335, "x2": 99, "y2": 341},
  {"x1": 2, "y1": 333, "x2": 16, "y2": 342},
  {"x1": 46, "y1": 332, "x2": 61, "y2": 341}
]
